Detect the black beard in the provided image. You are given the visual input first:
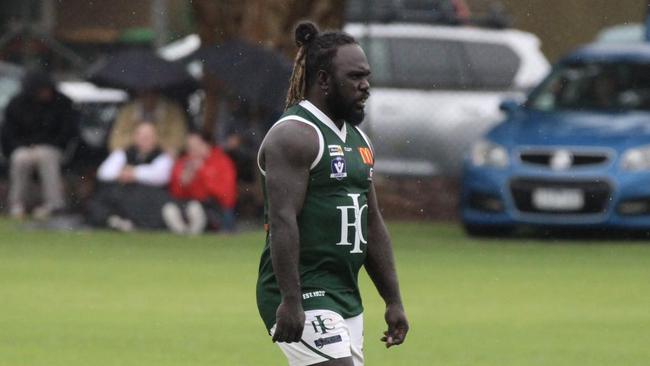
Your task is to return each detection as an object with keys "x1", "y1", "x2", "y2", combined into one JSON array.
[{"x1": 326, "y1": 85, "x2": 365, "y2": 126}]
